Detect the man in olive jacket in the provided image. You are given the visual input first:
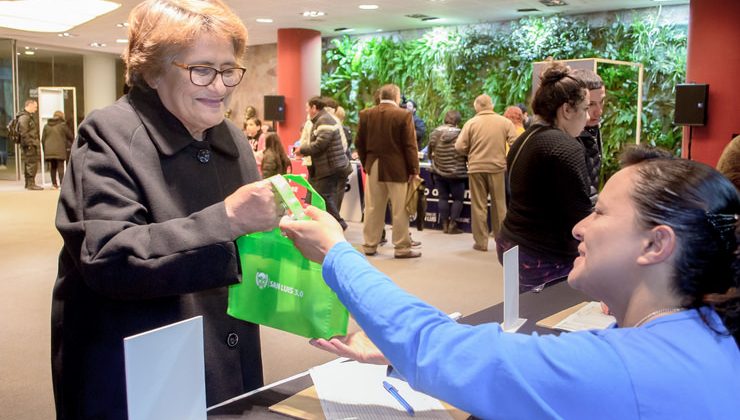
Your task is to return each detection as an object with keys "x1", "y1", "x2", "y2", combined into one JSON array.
[
  {"x1": 356, "y1": 84, "x2": 420, "y2": 258},
  {"x1": 18, "y1": 99, "x2": 42, "y2": 190}
]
